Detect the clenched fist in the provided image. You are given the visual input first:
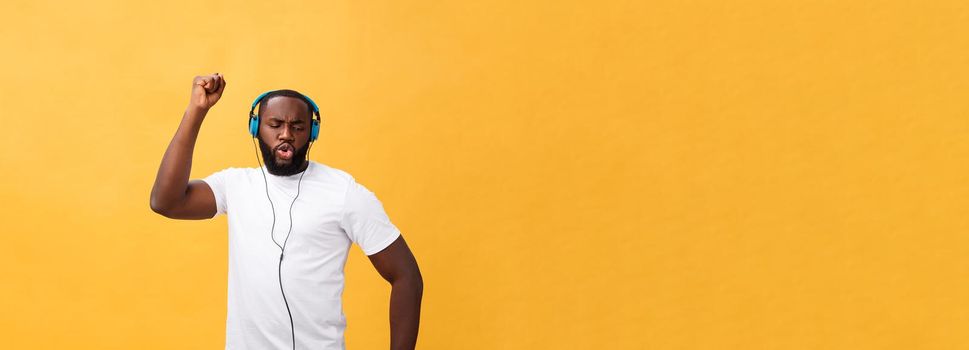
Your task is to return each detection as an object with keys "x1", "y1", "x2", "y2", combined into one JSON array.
[{"x1": 190, "y1": 73, "x2": 227, "y2": 110}]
